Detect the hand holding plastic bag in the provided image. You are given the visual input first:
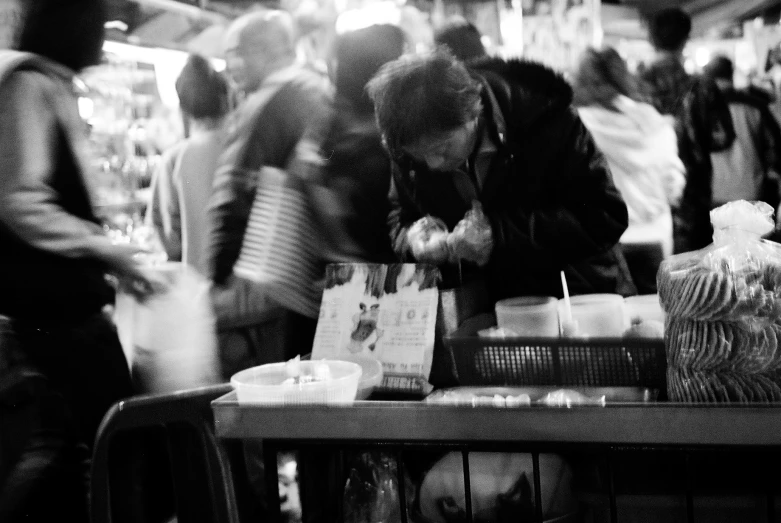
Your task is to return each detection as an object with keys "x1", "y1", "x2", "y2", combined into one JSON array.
[
  {"x1": 447, "y1": 201, "x2": 493, "y2": 267},
  {"x1": 407, "y1": 215, "x2": 450, "y2": 264},
  {"x1": 115, "y1": 263, "x2": 220, "y2": 392}
]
